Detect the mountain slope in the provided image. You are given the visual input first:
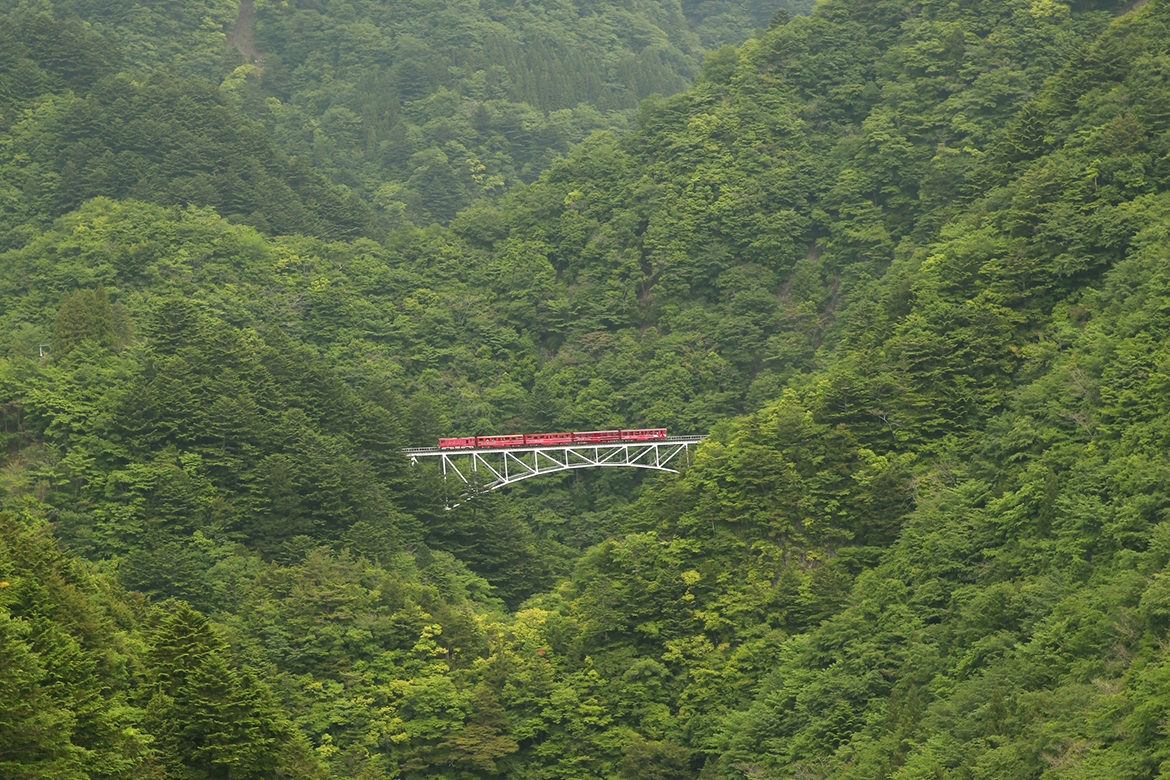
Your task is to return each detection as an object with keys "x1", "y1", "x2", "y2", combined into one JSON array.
[
  {"x1": 0, "y1": 10, "x2": 380, "y2": 249},
  {"x1": 1, "y1": 0, "x2": 812, "y2": 227},
  {"x1": 6, "y1": 0, "x2": 1170, "y2": 778}
]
